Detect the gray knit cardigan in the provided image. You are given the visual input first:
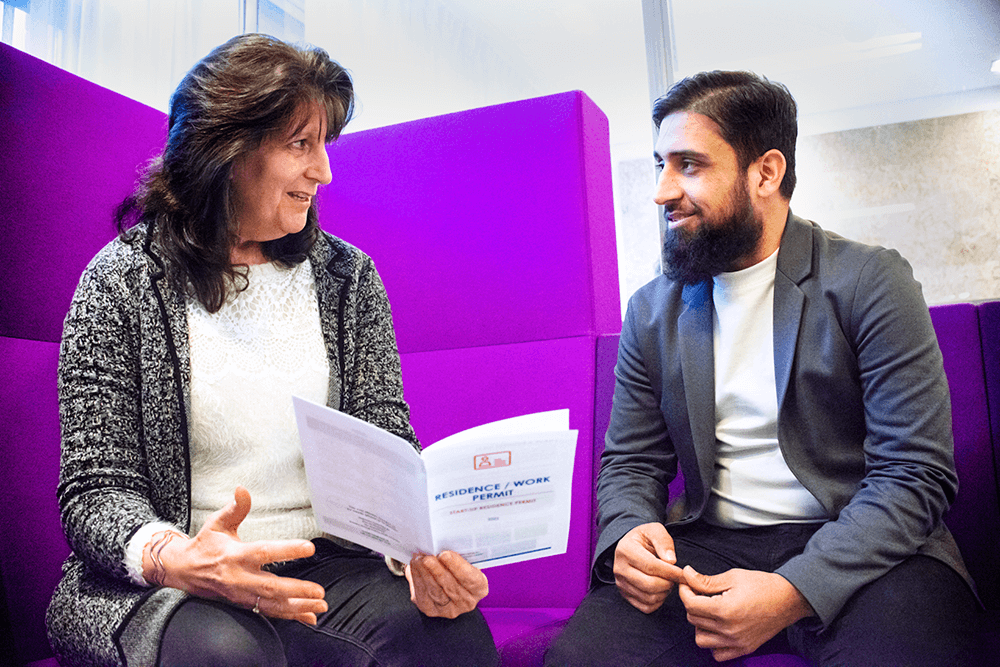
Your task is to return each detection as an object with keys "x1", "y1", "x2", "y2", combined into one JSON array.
[{"x1": 46, "y1": 225, "x2": 419, "y2": 667}]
